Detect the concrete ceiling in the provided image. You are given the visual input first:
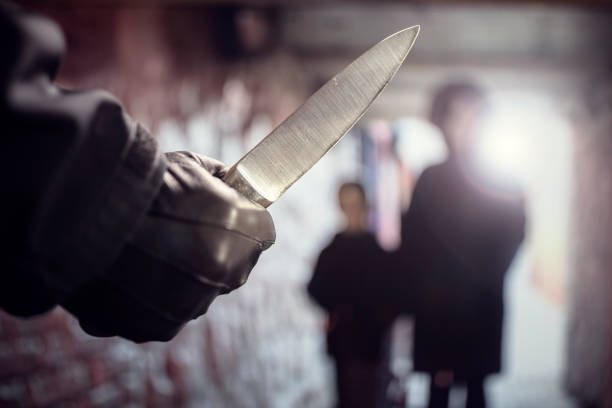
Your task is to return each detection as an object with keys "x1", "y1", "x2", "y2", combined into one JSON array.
[
  {"x1": 277, "y1": 3, "x2": 611, "y2": 119},
  {"x1": 281, "y1": 4, "x2": 611, "y2": 63}
]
